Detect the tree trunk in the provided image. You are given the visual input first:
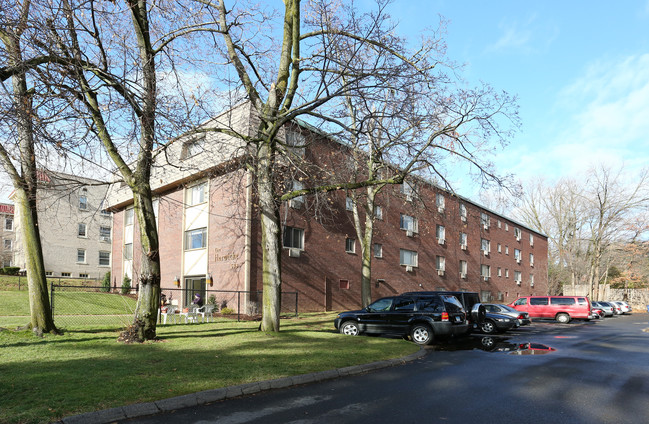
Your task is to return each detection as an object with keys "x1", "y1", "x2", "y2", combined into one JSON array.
[{"x1": 258, "y1": 140, "x2": 282, "y2": 332}]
